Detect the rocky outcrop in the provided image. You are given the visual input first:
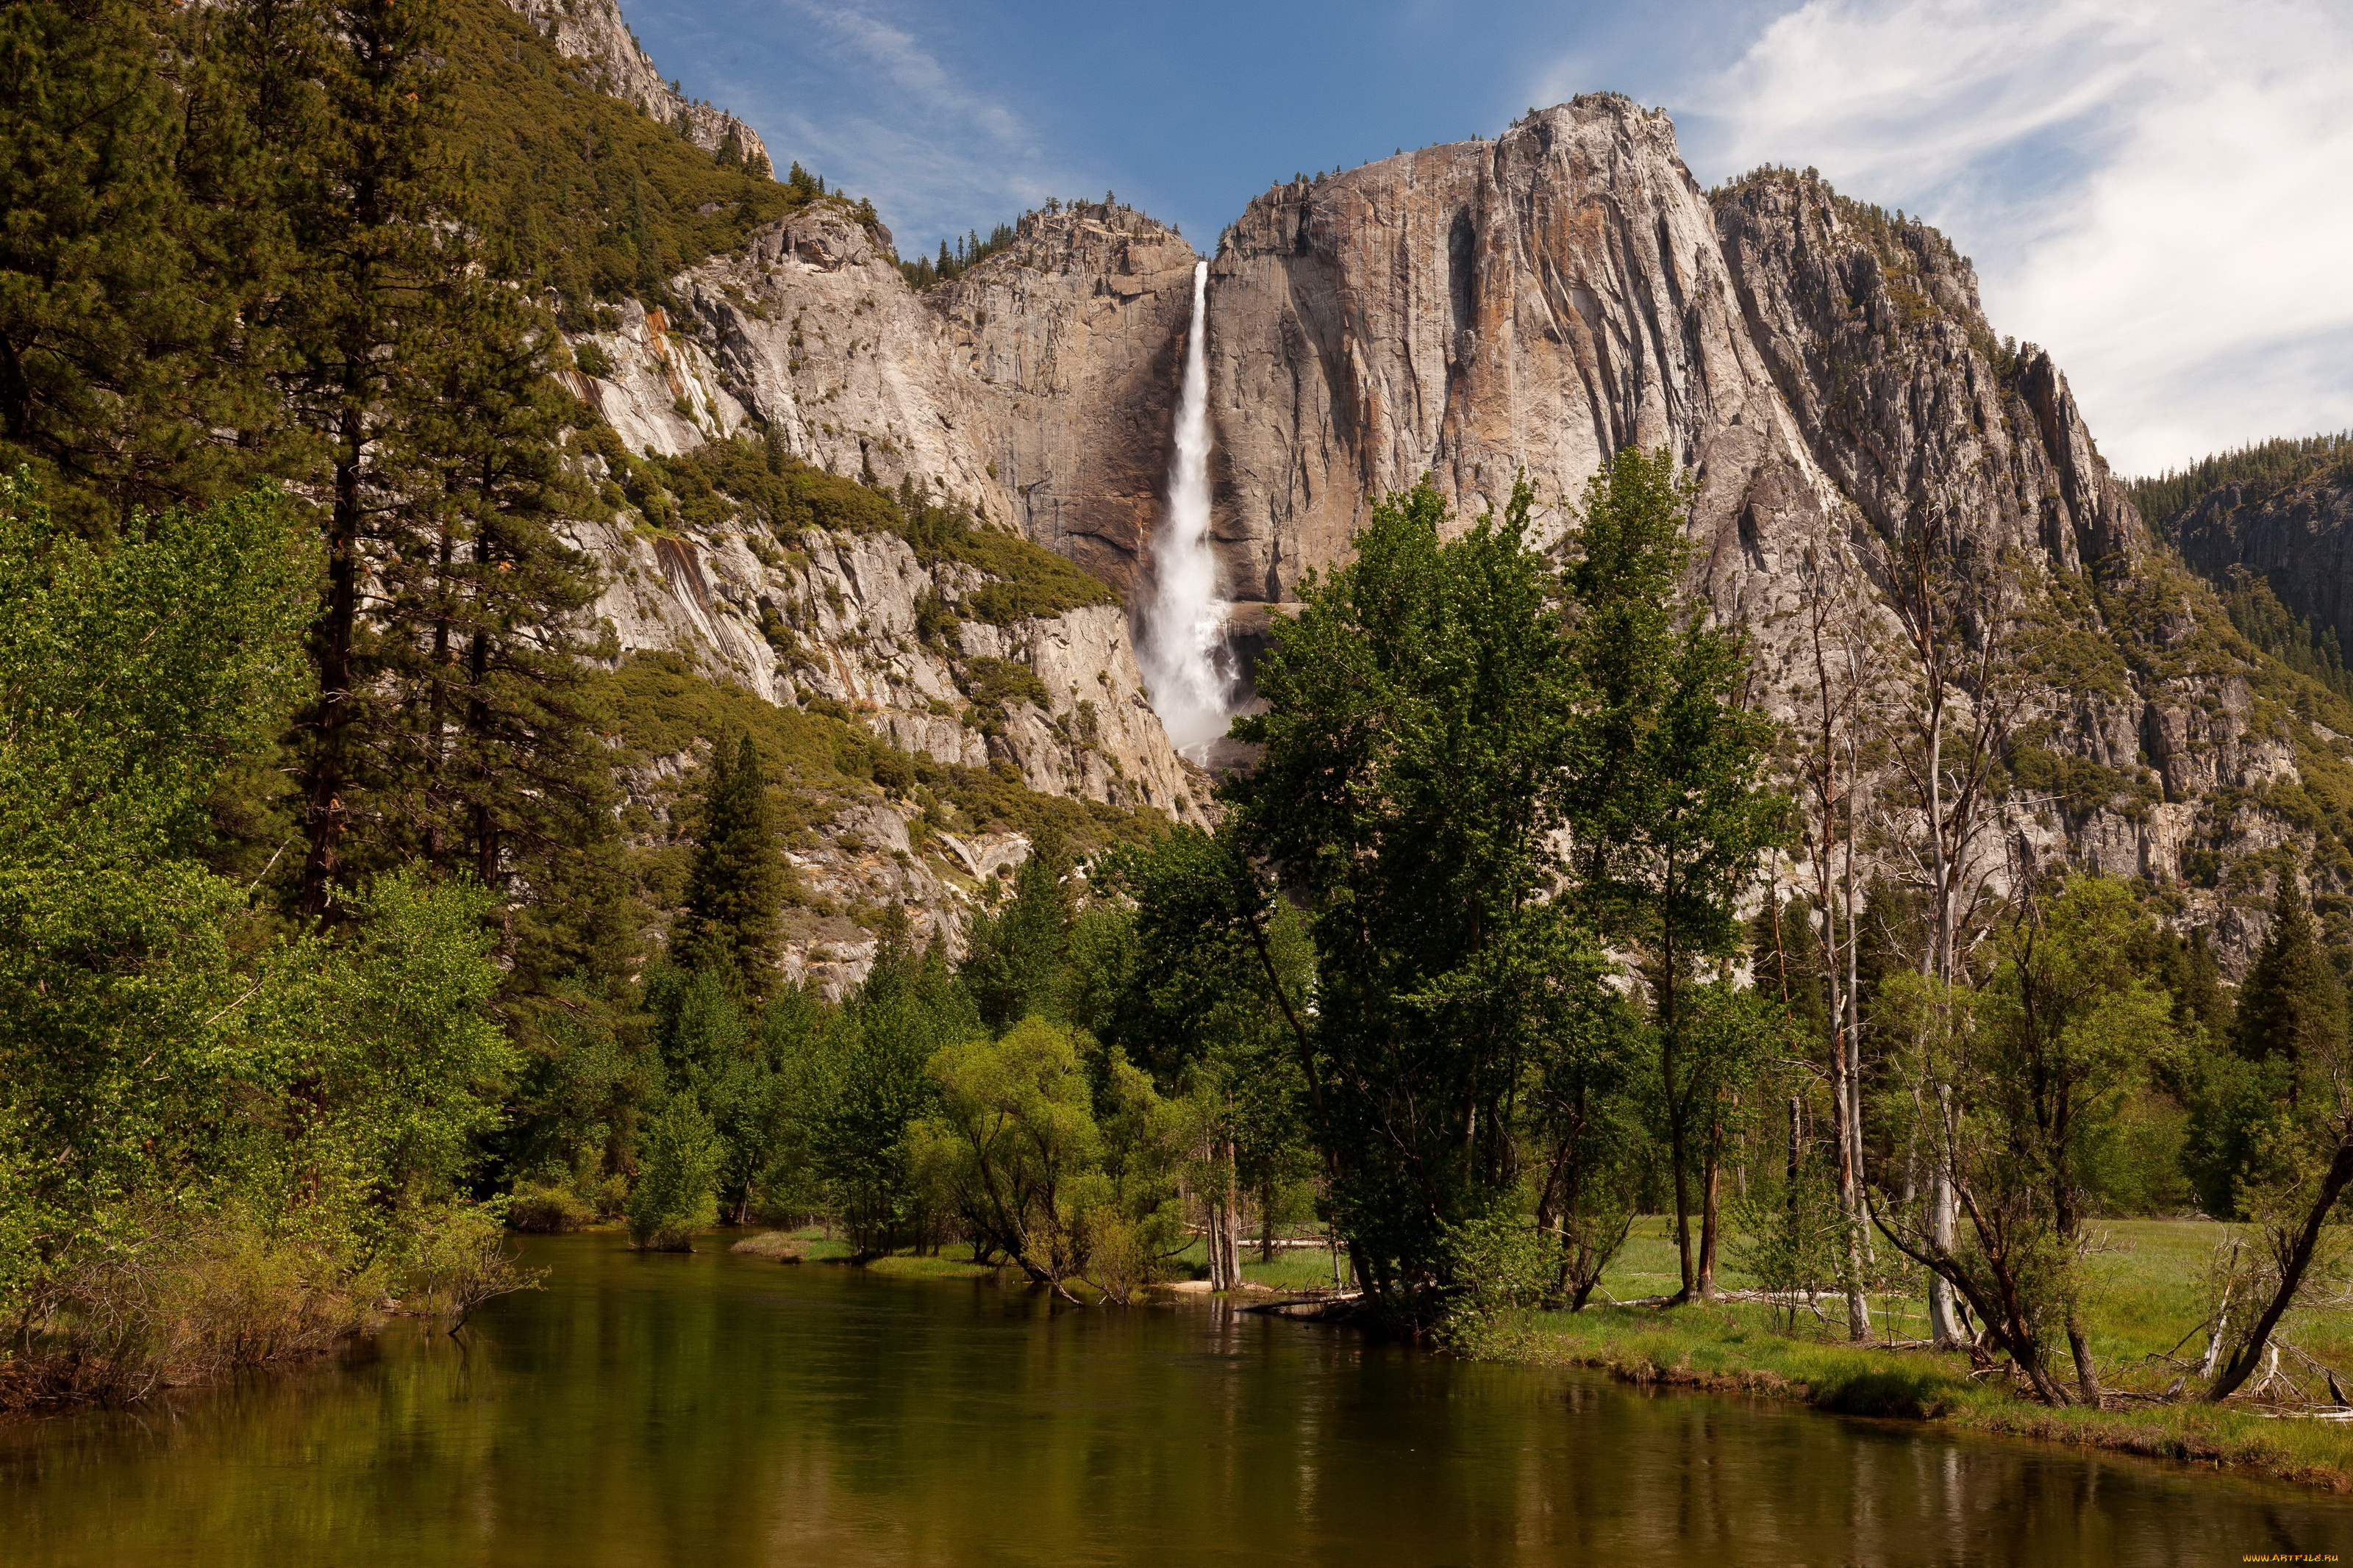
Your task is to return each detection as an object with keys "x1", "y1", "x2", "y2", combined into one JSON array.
[
  {"x1": 1200, "y1": 100, "x2": 2143, "y2": 611},
  {"x1": 665, "y1": 206, "x2": 1015, "y2": 514},
  {"x1": 1185, "y1": 99, "x2": 2310, "y2": 960},
  {"x1": 501, "y1": 0, "x2": 768, "y2": 166},
  {"x1": 541, "y1": 25, "x2": 2332, "y2": 971},
  {"x1": 574, "y1": 511, "x2": 1202, "y2": 822},
  {"x1": 2165, "y1": 475, "x2": 2353, "y2": 657},
  {"x1": 933, "y1": 204, "x2": 1202, "y2": 590}
]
